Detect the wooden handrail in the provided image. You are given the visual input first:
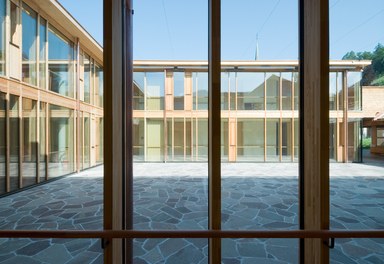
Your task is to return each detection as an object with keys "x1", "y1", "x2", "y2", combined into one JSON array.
[{"x1": 0, "y1": 230, "x2": 384, "y2": 239}]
